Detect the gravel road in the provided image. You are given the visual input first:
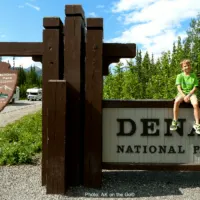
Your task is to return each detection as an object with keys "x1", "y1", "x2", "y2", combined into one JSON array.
[
  {"x1": 1, "y1": 164, "x2": 200, "y2": 200},
  {"x1": 0, "y1": 100, "x2": 42, "y2": 127},
  {"x1": 1, "y1": 100, "x2": 200, "y2": 199}
]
